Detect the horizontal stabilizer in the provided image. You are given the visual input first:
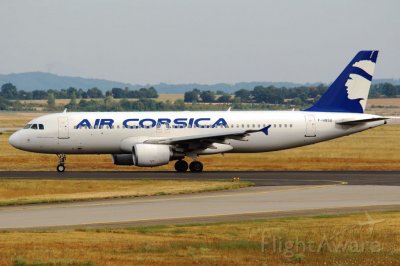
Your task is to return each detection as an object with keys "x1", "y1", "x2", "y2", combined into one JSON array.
[{"x1": 336, "y1": 117, "x2": 388, "y2": 125}]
